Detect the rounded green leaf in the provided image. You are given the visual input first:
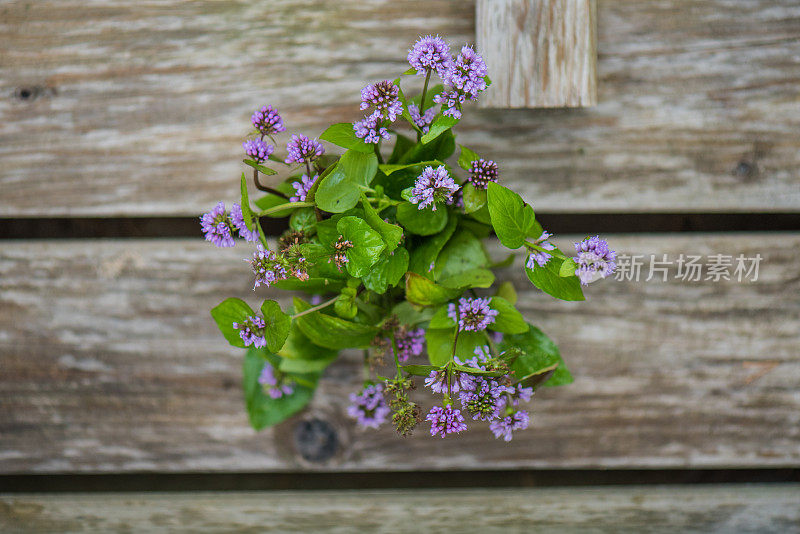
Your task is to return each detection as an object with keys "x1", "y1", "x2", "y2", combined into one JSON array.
[
  {"x1": 405, "y1": 272, "x2": 461, "y2": 307},
  {"x1": 337, "y1": 216, "x2": 386, "y2": 277},
  {"x1": 320, "y1": 123, "x2": 374, "y2": 153},
  {"x1": 396, "y1": 202, "x2": 448, "y2": 235},
  {"x1": 210, "y1": 298, "x2": 255, "y2": 348},
  {"x1": 293, "y1": 297, "x2": 378, "y2": 350},
  {"x1": 486, "y1": 182, "x2": 536, "y2": 249},
  {"x1": 488, "y1": 296, "x2": 528, "y2": 334},
  {"x1": 362, "y1": 247, "x2": 409, "y2": 293},
  {"x1": 260, "y1": 299, "x2": 291, "y2": 352}
]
